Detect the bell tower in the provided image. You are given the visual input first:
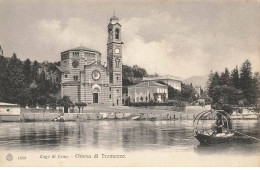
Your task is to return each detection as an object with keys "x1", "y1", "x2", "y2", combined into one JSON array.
[{"x1": 107, "y1": 13, "x2": 123, "y2": 105}]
